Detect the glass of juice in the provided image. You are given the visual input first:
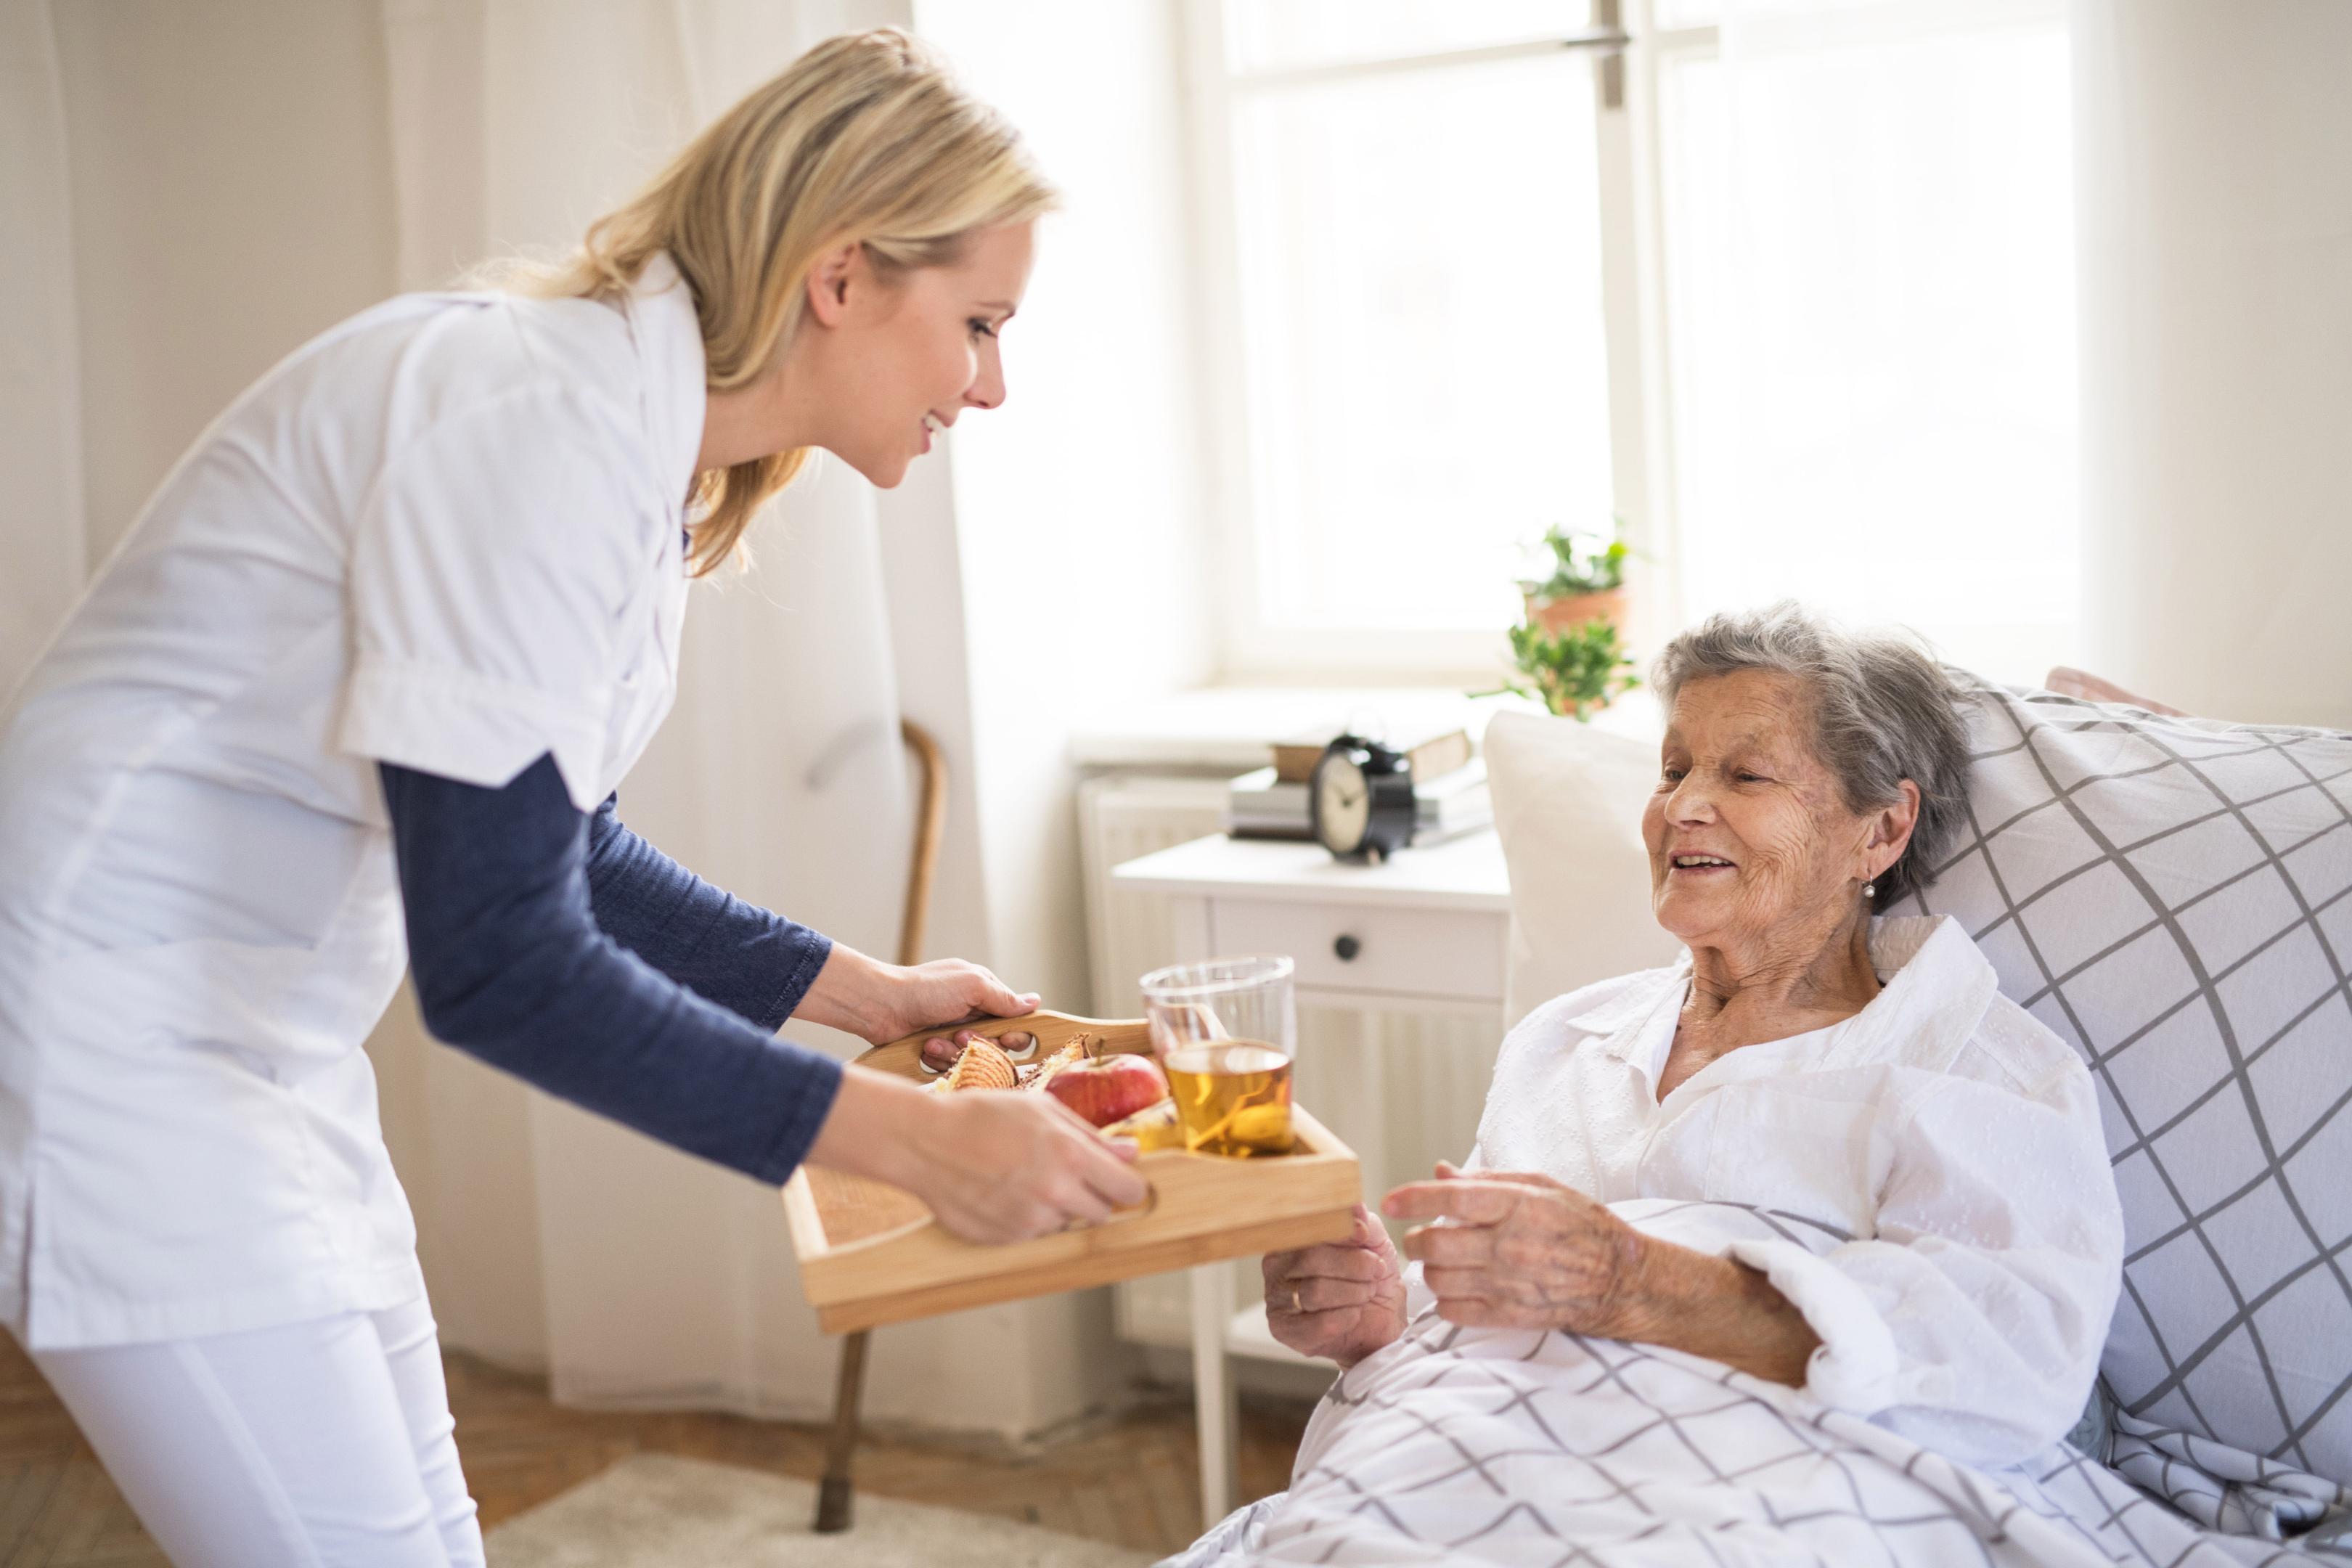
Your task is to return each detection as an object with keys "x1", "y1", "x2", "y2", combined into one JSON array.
[{"x1": 1138, "y1": 957, "x2": 1297, "y2": 1157}]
